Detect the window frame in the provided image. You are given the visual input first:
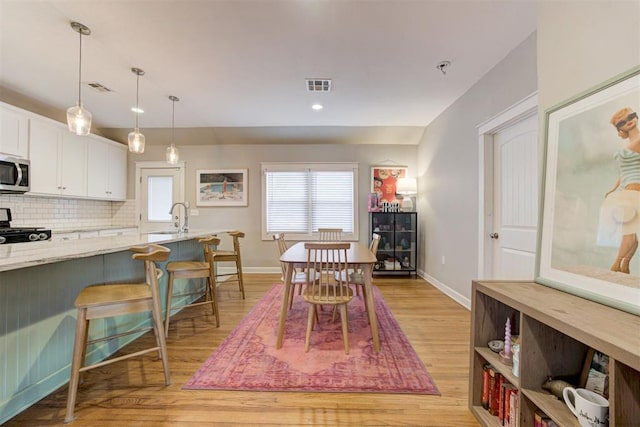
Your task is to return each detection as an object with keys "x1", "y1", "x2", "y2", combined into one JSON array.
[{"x1": 261, "y1": 162, "x2": 359, "y2": 241}]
